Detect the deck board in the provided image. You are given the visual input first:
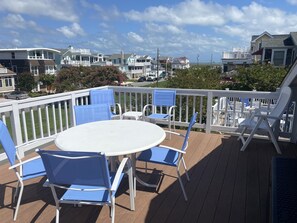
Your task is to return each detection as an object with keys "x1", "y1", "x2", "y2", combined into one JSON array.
[{"x1": 0, "y1": 131, "x2": 296, "y2": 223}]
